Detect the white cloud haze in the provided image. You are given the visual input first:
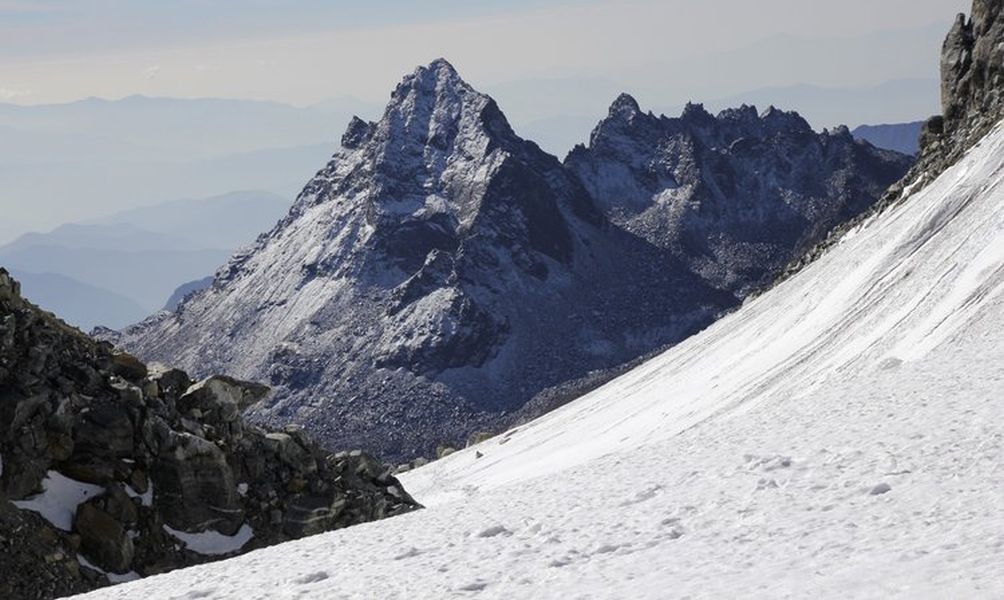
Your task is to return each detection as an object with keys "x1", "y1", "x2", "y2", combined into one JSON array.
[{"x1": 0, "y1": 0, "x2": 971, "y2": 107}]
